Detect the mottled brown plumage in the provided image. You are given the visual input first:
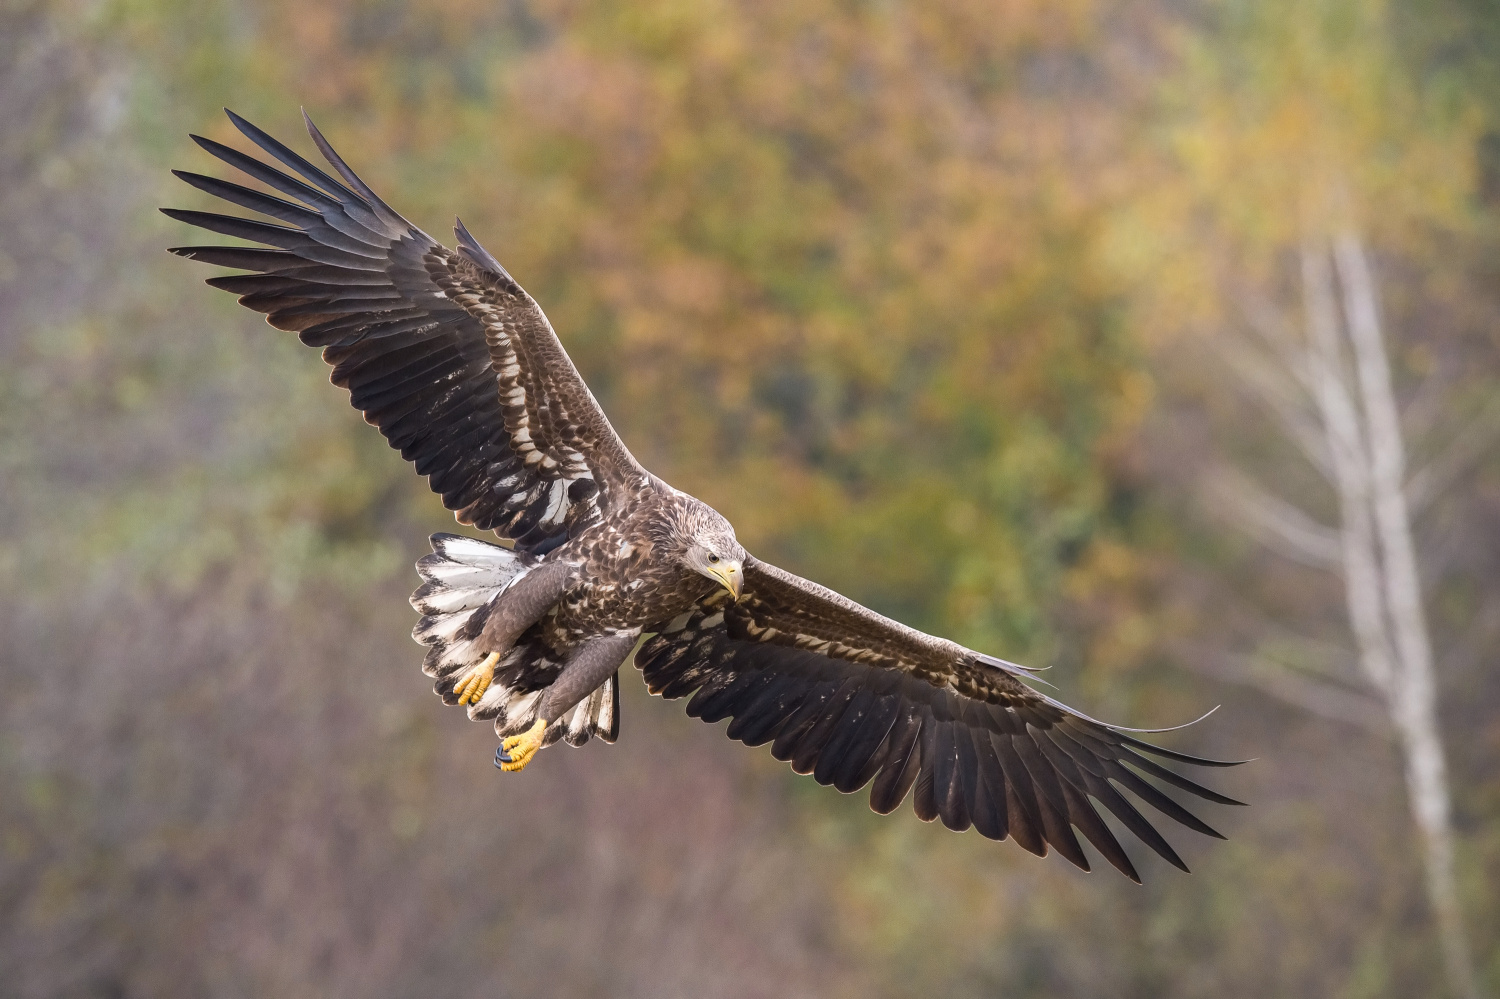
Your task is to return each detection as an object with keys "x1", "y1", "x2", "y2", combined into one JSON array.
[{"x1": 168, "y1": 110, "x2": 1244, "y2": 881}]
